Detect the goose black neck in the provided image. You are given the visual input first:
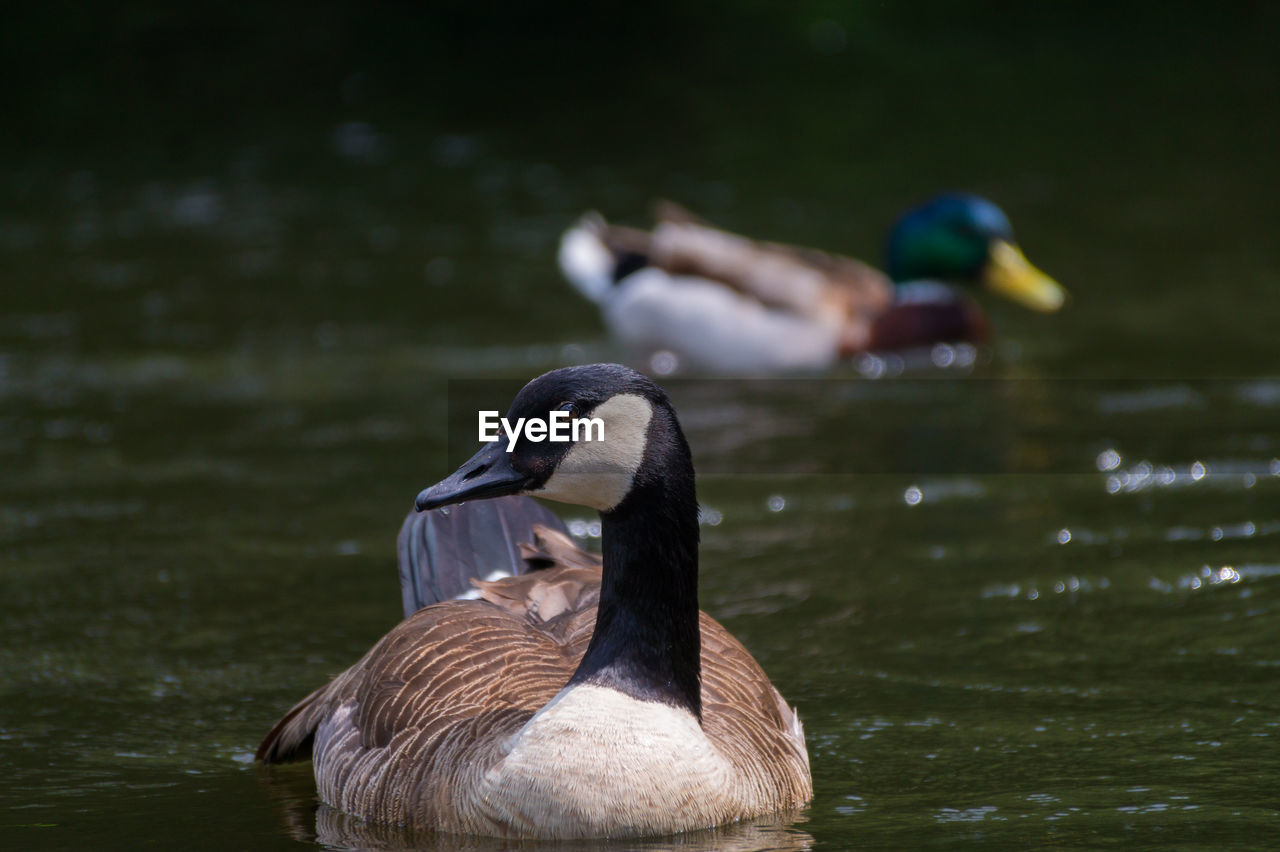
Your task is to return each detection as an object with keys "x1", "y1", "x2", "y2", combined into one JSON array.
[{"x1": 568, "y1": 427, "x2": 702, "y2": 720}]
